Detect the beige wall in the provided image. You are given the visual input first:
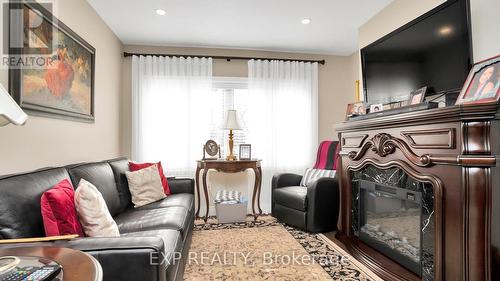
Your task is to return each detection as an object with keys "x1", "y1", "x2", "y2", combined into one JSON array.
[
  {"x1": 0, "y1": 0, "x2": 123, "y2": 174},
  {"x1": 121, "y1": 45, "x2": 358, "y2": 157},
  {"x1": 470, "y1": 0, "x2": 500, "y2": 62}
]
